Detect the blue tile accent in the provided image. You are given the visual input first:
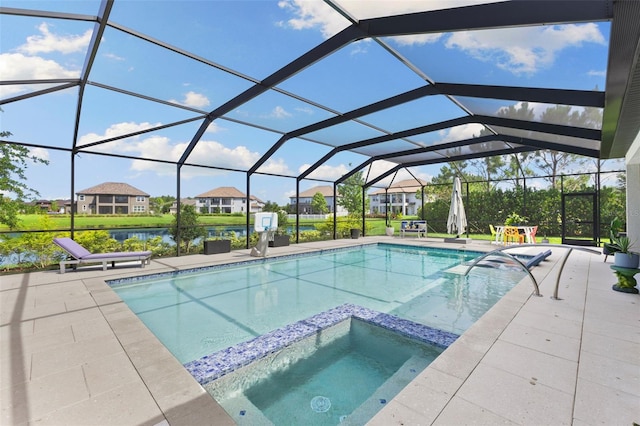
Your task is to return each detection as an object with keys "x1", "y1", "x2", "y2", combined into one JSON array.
[{"x1": 184, "y1": 303, "x2": 459, "y2": 386}]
